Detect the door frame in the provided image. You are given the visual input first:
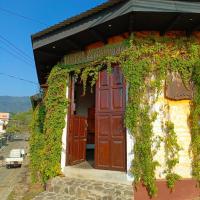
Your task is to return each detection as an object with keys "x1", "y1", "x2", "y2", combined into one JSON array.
[{"x1": 66, "y1": 70, "x2": 127, "y2": 172}]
